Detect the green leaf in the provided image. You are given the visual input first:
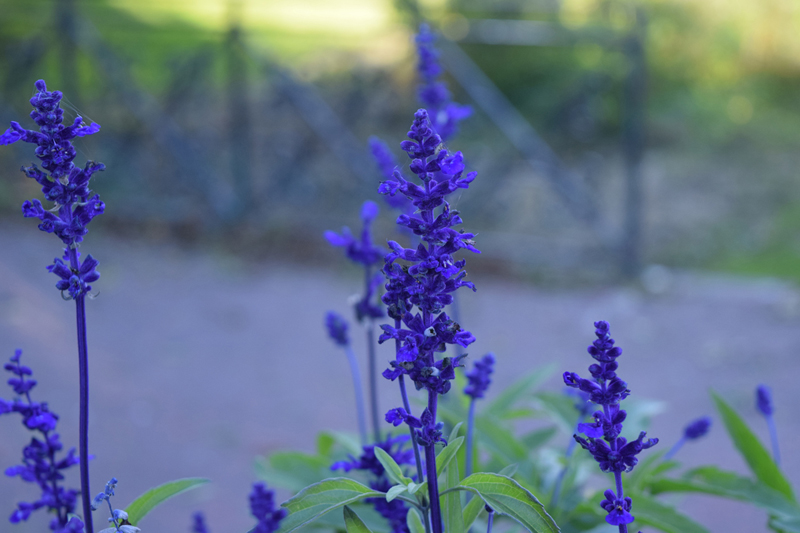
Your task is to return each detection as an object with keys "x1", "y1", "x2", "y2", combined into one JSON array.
[
  {"x1": 406, "y1": 508, "x2": 426, "y2": 533},
  {"x1": 521, "y1": 427, "x2": 558, "y2": 450},
  {"x1": 374, "y1": 447, "x2": 412, "y2": 486},
  {"x1": 629, "y1": 492, "x2": 710, "y2": 533},
  {"x1": 474, "y1": 417, "x2": 529, "y2": 462},
  {"x1": 408, "y1": 481, "x2": 428, "y2": 496},
  {"x1": 534, "y1": 392, "x2": 581, "y2": 435},
  {"x1": 485, "y1": 365, "x2": 555, "y2": 418},
  {"x1": 442, "y1": 450, "x2": 465, "y2": 533},
  {"x1": 649, "y1": 466, "x2": 800, "y2": 520},
  {"x1": 498, "y1": 464, "x2": 519, "y2": 477},
  {"x1": 463, "y1": 494, "x2": 486, "y2": 529},
  {"x1": 256, "y1": 451, "x2": 332, "y2": 492},
  {"x1": 343, "y1": 506, "x2": 374, "y2": 533},
  {"x1": 387, "y1": 484, "x2": 409, "y2": 503},
  {"x1": 449, "y1": 422, "x2": 464, "y2": 444},
  {"x1": 771, "y1": 516, "x2": 800, "y2": 533},
  {"x1": 125, "y1": 478, "x2": 209, "y2": 525},
  {"x1": 436, "y1": 437, "x2": 465, "y2": 478},
  {"x1": 457, "y1": 473, "x2": 559, "y2": 533},
  {"x1": 712, "y1": 392, "x2": 795, "y2": 500},
  {"x1": 276, "y1": 478, "x2": 384, "y2": 533}
]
